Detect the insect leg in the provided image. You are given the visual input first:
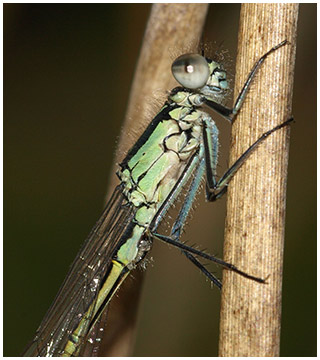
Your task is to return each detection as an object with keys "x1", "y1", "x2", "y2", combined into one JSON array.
[
  {"x1": 205, "y1": 118, "x2": 293, "y2": 202},
  {"x1": 204, "y1": 40, "x2": 288, "y2": 122},
  {"x1": 150, "y1": 150, "x2": 223, "y2": 288},
  {"x1": 152, "y1": 232, "x2": 265, "y2": 284}
]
